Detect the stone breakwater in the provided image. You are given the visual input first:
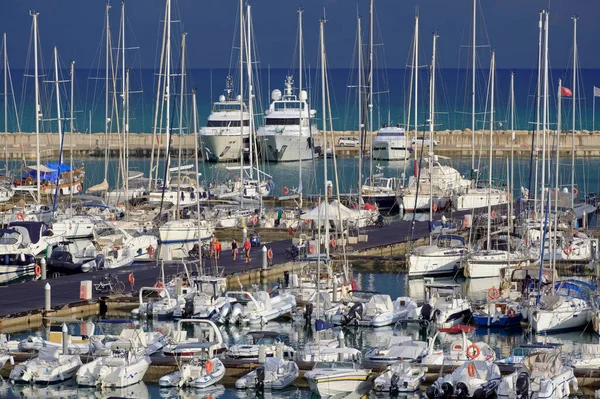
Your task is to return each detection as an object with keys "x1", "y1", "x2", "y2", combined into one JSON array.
[{"x1": 2, "y1": 129, "x2": 599, "y2": 159}]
